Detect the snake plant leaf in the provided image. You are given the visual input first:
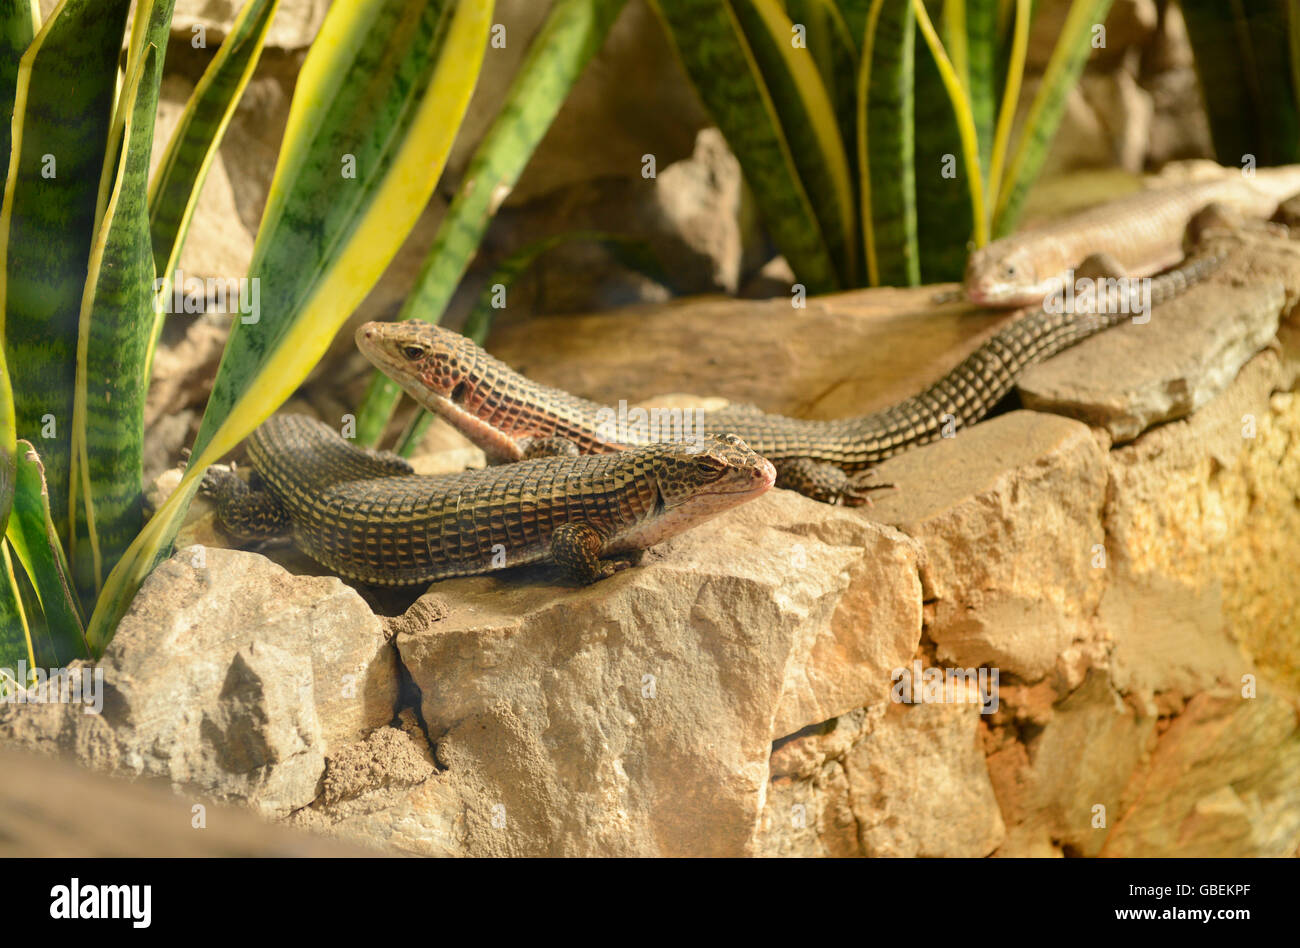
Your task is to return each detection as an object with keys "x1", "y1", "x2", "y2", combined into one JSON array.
[
  {"x1": 1179, "y1": 1, "x2": 1257, "y2": 168},
  {"x1": 913, "y1": 0, "x2": 976, "y2": 282},
  {"x1": 912, "y1": 0, "x2": 985, "y2": 244},
  {"x1": 962, "y1": 0, "x2": 998, "y2": 183},
  {"x1": 6, "y1": 441, "x2": 87, "y2": 666},
  {"x1": 67, "y1": 39, "x2": 168, "y2": 605},
  {"x1": 0, "y1": 540, "x2": 35, "y2": 684},
  {"x1": 0, "y1": 0, "x2": 38, "y2": 190},
  {"x1": 859, "y1": 0, "x2": 919, "y2": 285},
  {"x1": 0, "y1": 343, "x2": 13, "y2": 542},
  {"x1": 992, "y1": 0, "x2": 1114, "y2": 236},
  {"x1": 987, "y1": 0, "x2": 1028, "y2": 213},
  {"x1": 87, "y1": 0, "x2": 493, "y2": 653},
  {"x1": 148, "y1": 0, "x2": 281, "y2": 354},
  {"x1": 835, "y1": 0, "x2": 872, "y2": 50},
  {"x1": 355, "y1": 0, "x2": 628, "y2": 446},
  {"x1": 0, "y1": 0, "x2": 133, "y2": 537},
  {"x1": 650, "y1": 0, "x2": 839, "y2": 294},
  {"x1": 732, "y1": 0, "x2": 857, "y2": 286},
  {"x1": 785, "y1": 0, "x2": 857, "y2": 138},
  {"x1": 1240, "y1": 1, "x2": 1299, "y2": 165}
]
